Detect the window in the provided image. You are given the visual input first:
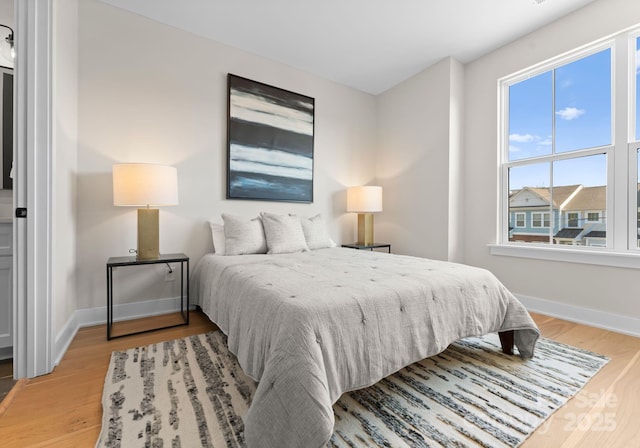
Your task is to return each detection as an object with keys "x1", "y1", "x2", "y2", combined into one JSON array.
[
  {"x1": 567, "y1": 212, "x2": 580, "y2": 228},
  {"x1": 532, "y1": 213, "x2": 542, "y2": 228},
  {"x1": 505, "y1": 48, "x2": 610, "y2": 246},
  {"x1": 532, "y1": 212, "x2": 550, "y2": 228},
  {"x1": 515, "y1": 212, "x2": 525, "y2": 227},
  {"x1": 499, "y1": 30, "x2": 640, "y2": 261}
]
